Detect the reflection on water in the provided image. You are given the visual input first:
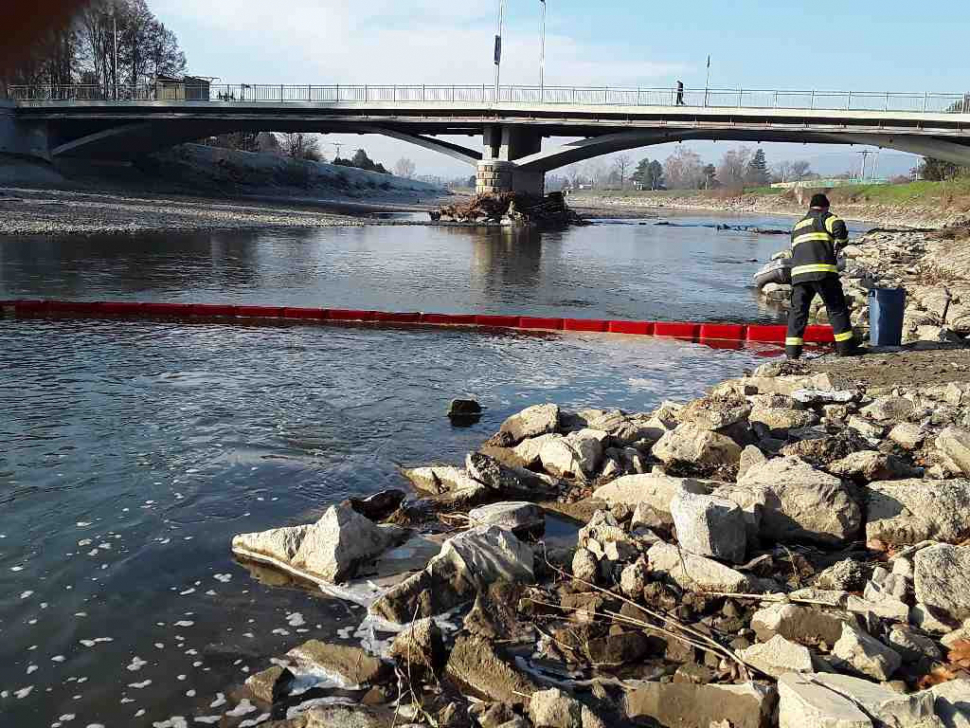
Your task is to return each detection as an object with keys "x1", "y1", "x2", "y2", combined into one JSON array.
[{"x1": 0, "y1": 214, "x2": 837, "y2": 323}]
